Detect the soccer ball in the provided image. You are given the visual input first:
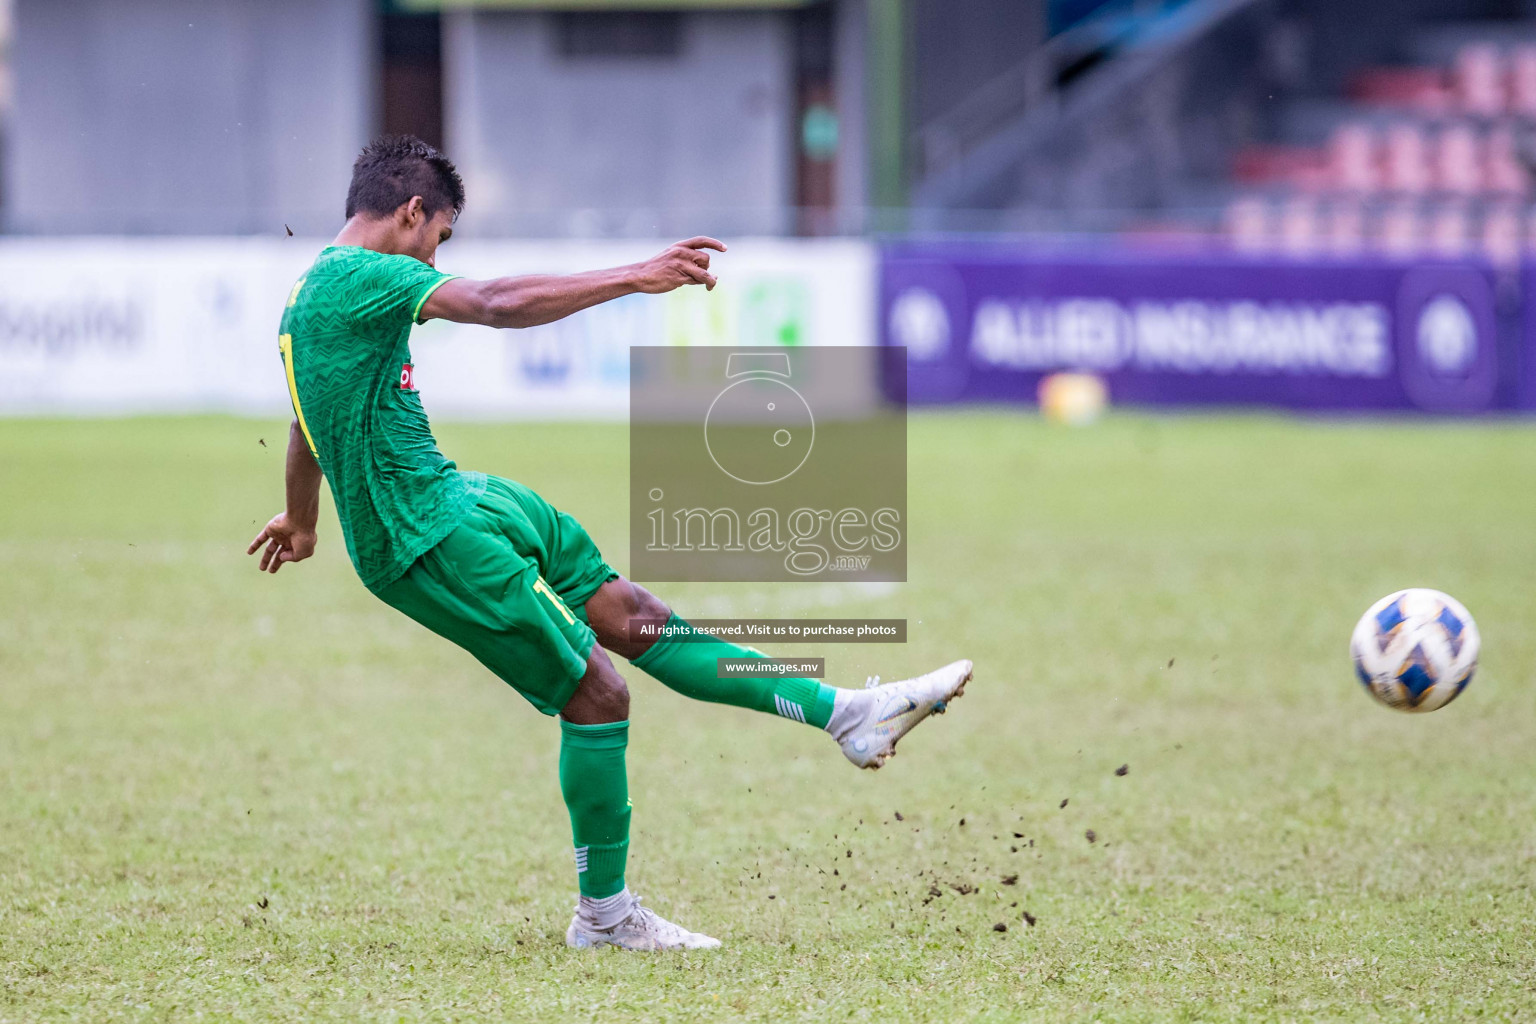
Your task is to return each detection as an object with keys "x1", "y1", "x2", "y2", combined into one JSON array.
[{"x1": 1350, "y1": 589, "x2": 1479, "y2": 712}]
